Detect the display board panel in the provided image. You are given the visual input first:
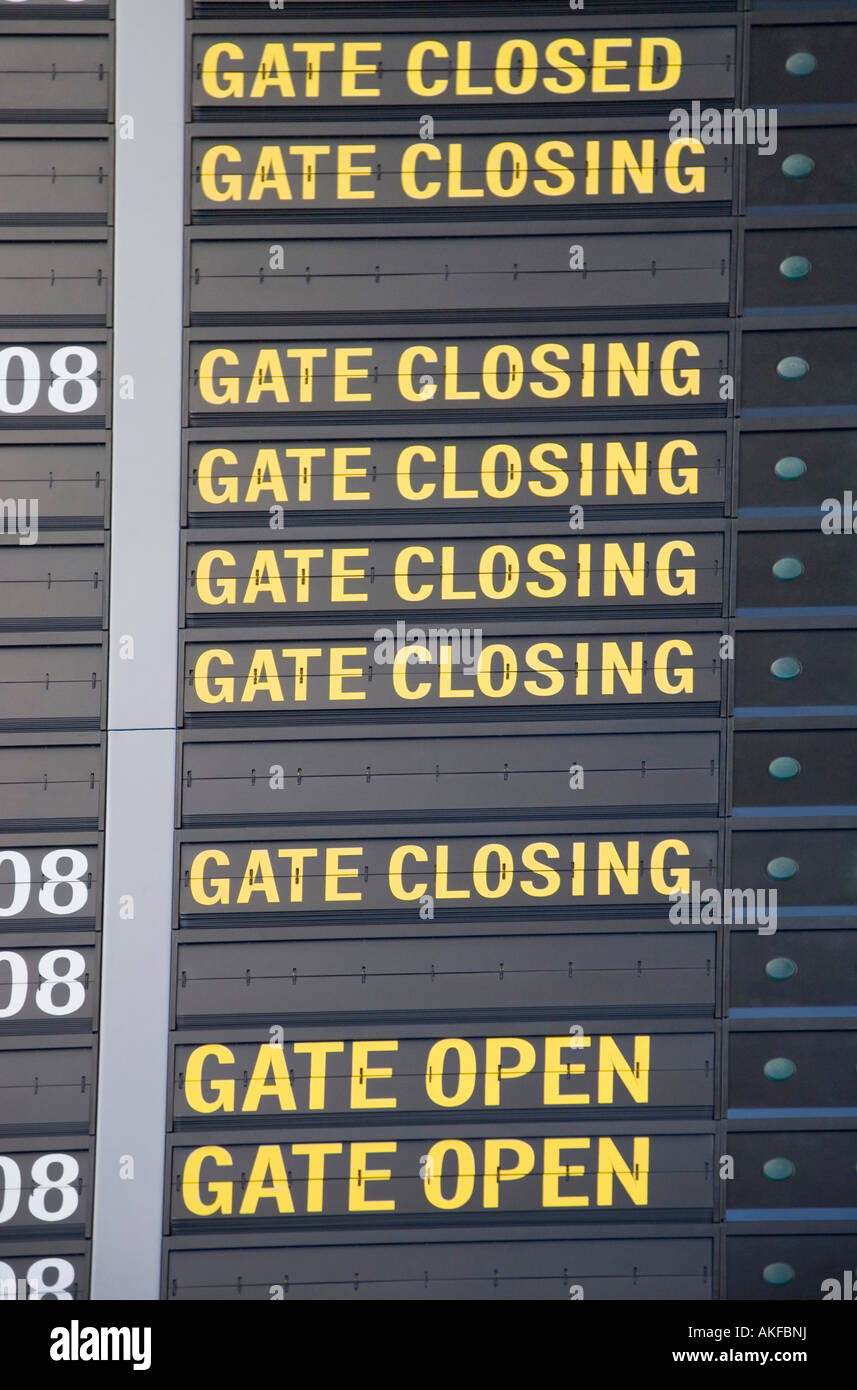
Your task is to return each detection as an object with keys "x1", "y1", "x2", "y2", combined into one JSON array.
[
  {"x1": 178, "y1": 826, "x2": 720, "y2": 924},
  {"x1": 189, "y1": 27, "x2": 737, "y2": 112},
  {"x1": 185, "y1": 532, "x2": 726, "y2": 621},
  {"x1": 151, "y1": 0, "x2": 857, "y2": 1312},
  {"x1": 0, "y1": 738, "x2": 103, "y2": 831},
  {"x1": 0, "y1": 36, "x2": 112, "y2": 122},
  {"x1": 0, "y1": 241, "x2": 110, "y2": 325},
  {"x1": 0, "y1": 542, "x2": 105, "y2": 630},
  {"x1": 0, "y1": 1237, "x2": 90, "y2": 1302},
  {"x1": 0, "y1": 938, "x2": 97, "y2": 1034},
  {"x1": 170, "y1": 1028, "x2": 716, "y2": 1124},
  {"x1": 0, "y1": 836, "x2": 100, "y2": 933},
  {"x1": 189, "y1": 132, "x2": 735, "y2": 217},
  {"x1": 180, "y1": 628, "x2": 725, "y2": 722},
  {"x1": 186, "y1": 426, "x2": 729, "y2": 523},
  {"x1": 0, "y1": 641, "x2": 104, "y2": 729},
  {"x1": 0, "y1": 1040, "x2": 94, "y2": 1133},
  {"x1": 0, "y1": 1135, "x2": 92, "y2": 1237},
  {"x1": 167, "y1": 1124, "x2": 716, "y2": 1228},
  {"x1": 173, "y1": 932, "x2": 718, "y2": 1022},
  {"x1": 0, "y1": 138, "x2": 112, "y2": 228},
  {"x1": 189, "y1": 231, "x2": 732, "y2": 320},
  {"x1": 180, "y1": 728, "x2": 722, "y2": 825},
  {"x1": 187, "y1": 328, "x2": 731, "y2": 423},
  {"x1": 165, "y1": 1228, "x2": 715, "y2": 1301},
  {"x1": 0, "y1": 437, "x2": 108, "y2": 529},
  {"x1": 0, "y1": 335, "x2": 109, "y2": 427}
]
